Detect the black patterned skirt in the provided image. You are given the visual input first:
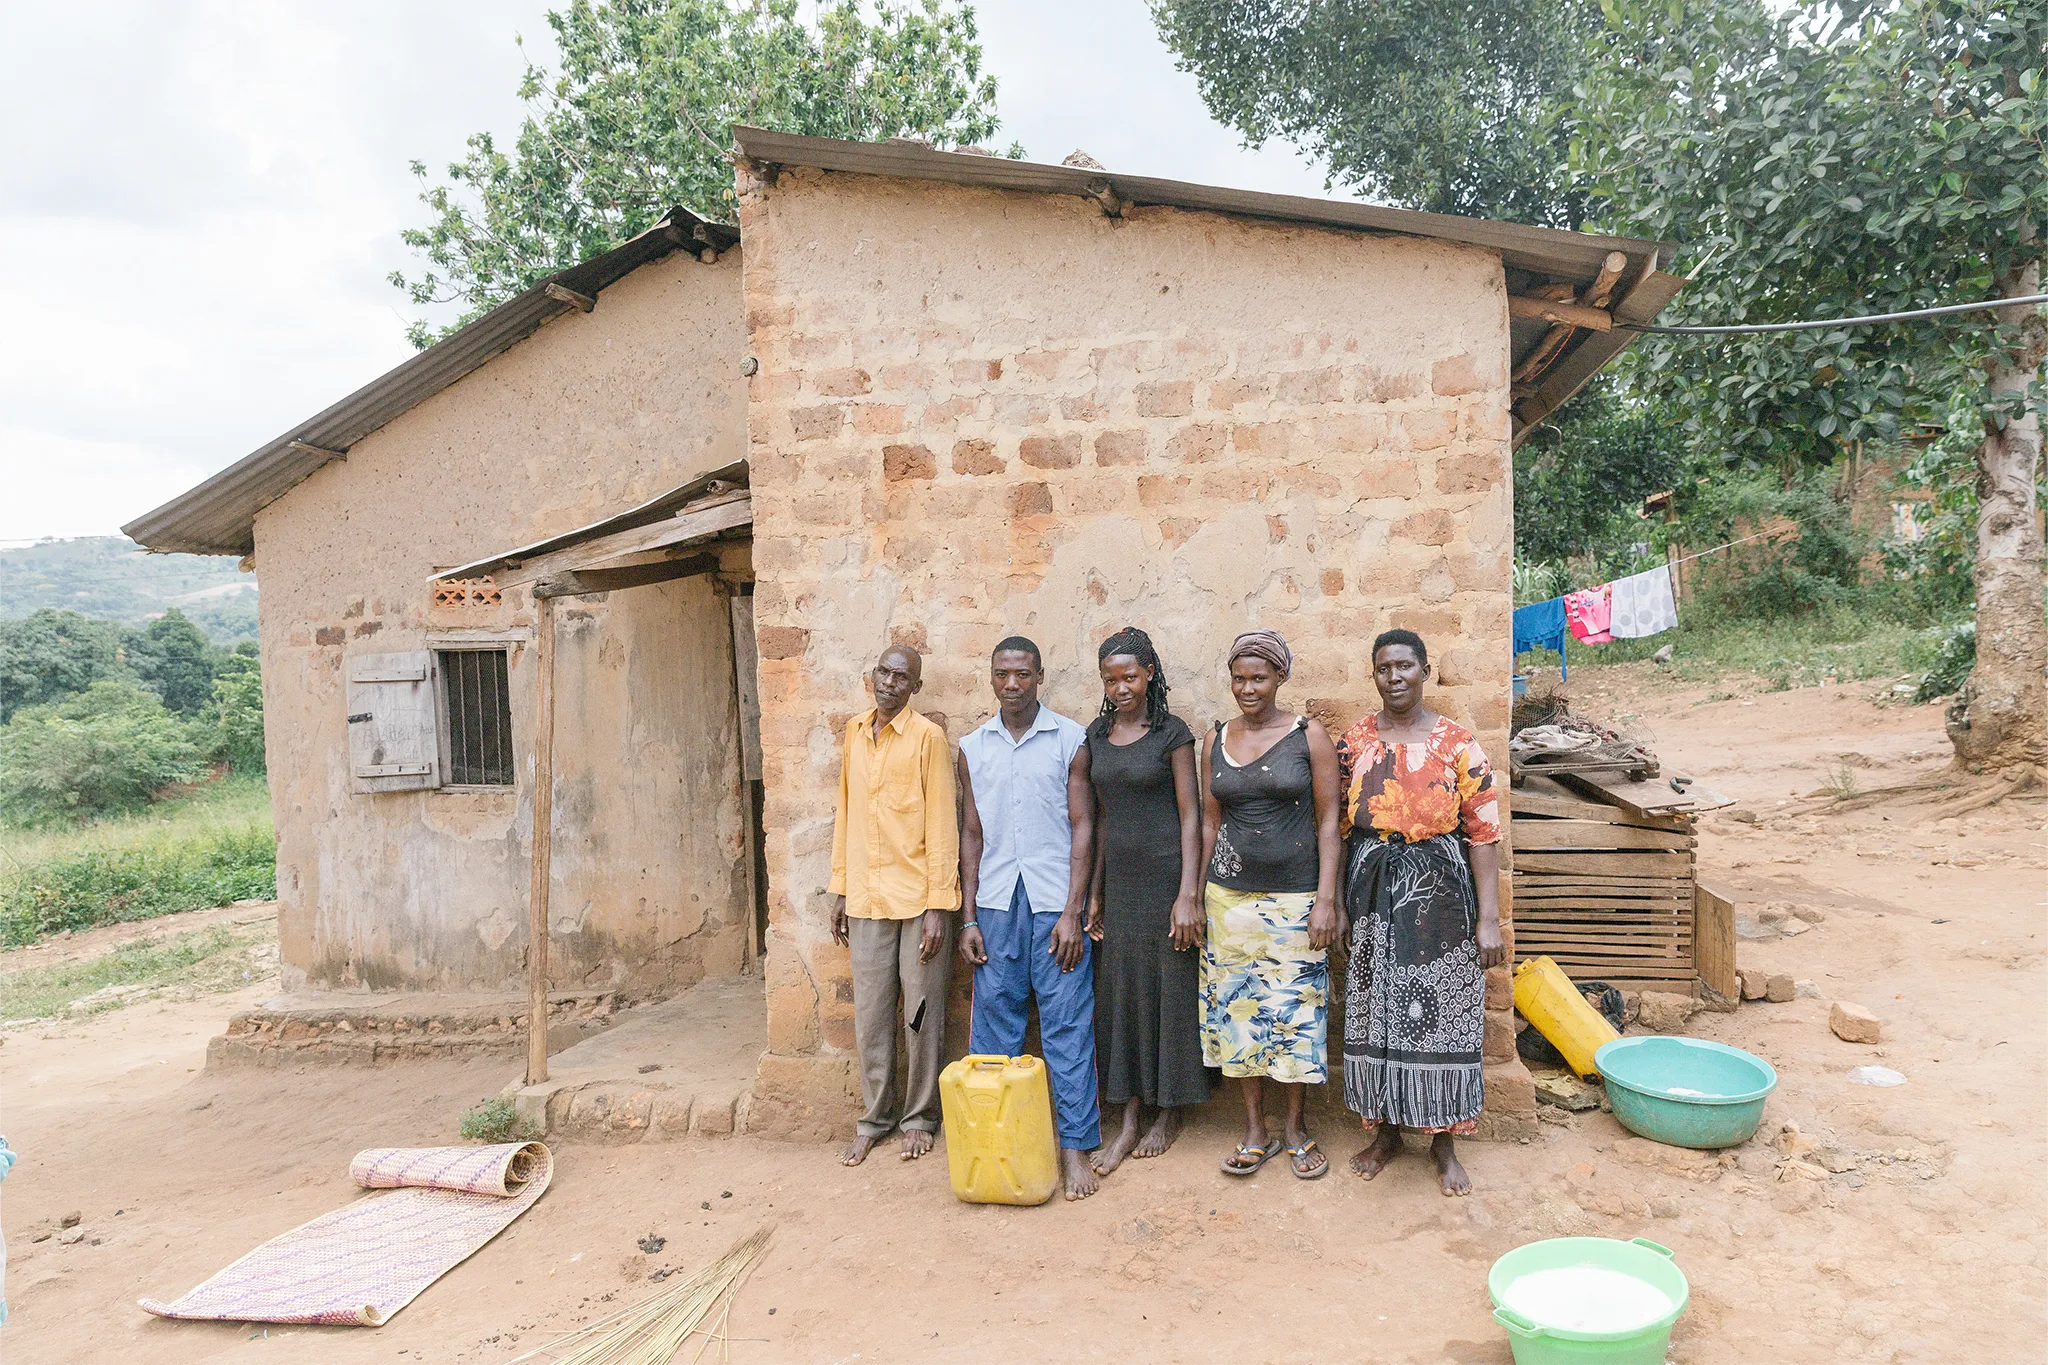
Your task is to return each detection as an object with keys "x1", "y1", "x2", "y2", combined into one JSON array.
[{"x1": 1341, "y1": 830, "x2": 1485, "y2": 1134}]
